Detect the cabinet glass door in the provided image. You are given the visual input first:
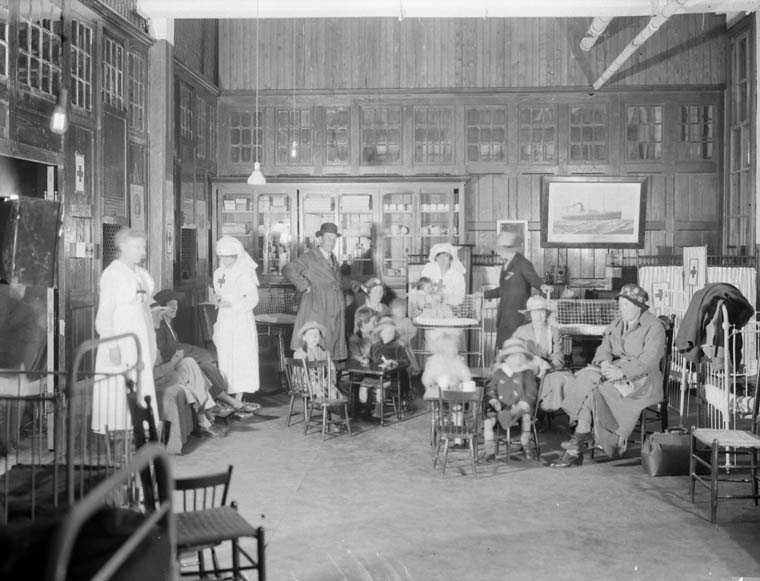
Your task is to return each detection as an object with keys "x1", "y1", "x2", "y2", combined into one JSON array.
[
  {"x1": 419, "y1": 192, "x2": 454, "y2": 256},
  {"x1": 256, "y1": 193, "x2": 292, "y2": 276},
  {"x1": 382, "y1": 192, "x2": 414, "y2": 278},
  {"x1": 302, "y1": 194, "x2": 337, "y2": 251},
  {"x1": 340, "y1": 194, "x2": 375, "y2": 277},
  {"x1": 220, "y1": 192, "x2": 254, "y2": 255}
]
